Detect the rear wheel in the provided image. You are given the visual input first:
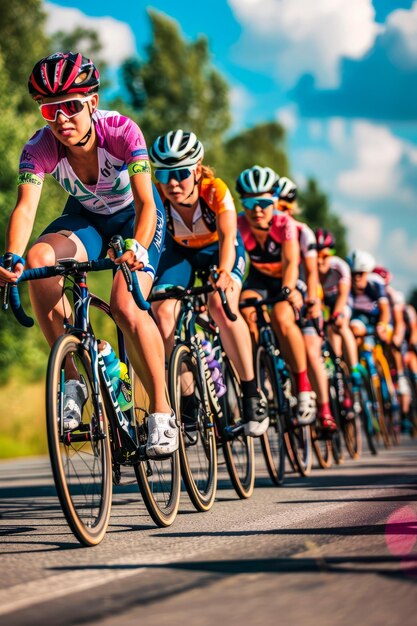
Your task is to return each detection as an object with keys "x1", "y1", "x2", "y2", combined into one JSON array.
[
  {"x1": 46, "y1": 334, "x2": 112, "y2": 546},
  {"x1": 311, "y1": 423, "x2": 333, "y2": 469},
  {"x1": 221, "y1": 357, "x2": 255, "y2": 499},
  {"x1": 256, "y1": 346, "x2": 285, "y2": 485},
  {"x1": 360, "y1": 372, "x2": 379, "y2": 455},
  {"x1": 169, "y1": 343, "x2": 217, "y2": 512},
  {"x1": 338, "y1": 363, "x2": 362, "y2": 460},
  {"x1": 283, "y1": 375, "x2": 313, "y2": 476}
]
